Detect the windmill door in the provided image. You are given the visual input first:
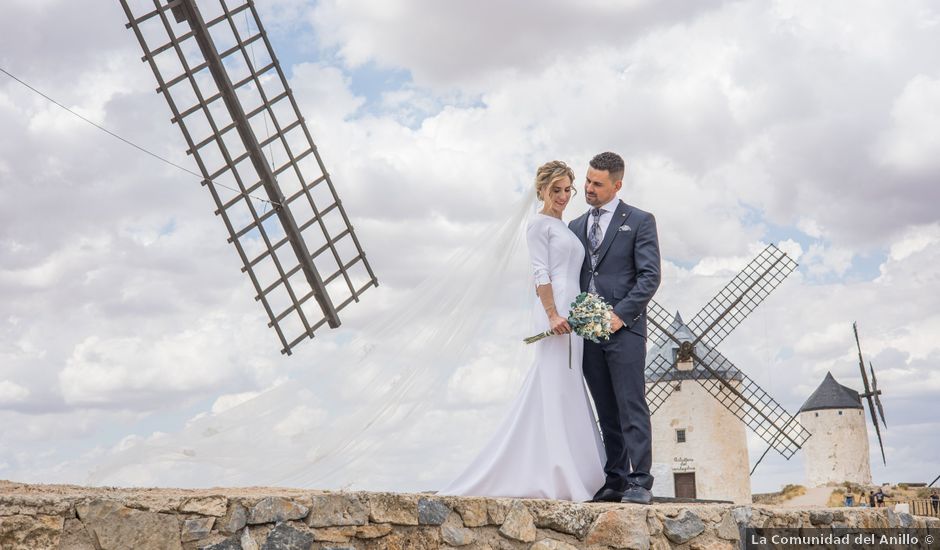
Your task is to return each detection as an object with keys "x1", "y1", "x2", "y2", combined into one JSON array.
[{"x1": 674, "y1": 472, "x2": 696, "y2": 499}]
